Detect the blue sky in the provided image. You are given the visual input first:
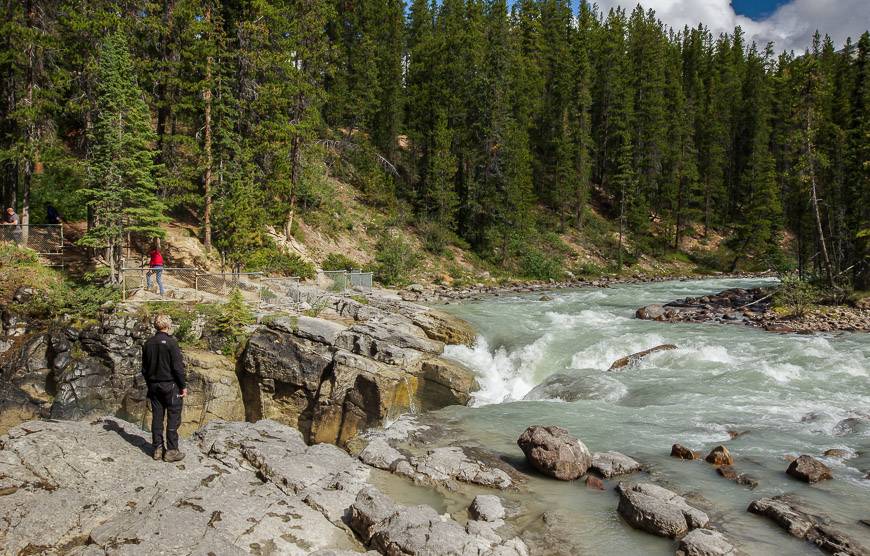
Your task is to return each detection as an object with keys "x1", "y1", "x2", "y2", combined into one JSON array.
[{"x1": 731, "y1": 0, "x2": 790, "y2": 19}]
